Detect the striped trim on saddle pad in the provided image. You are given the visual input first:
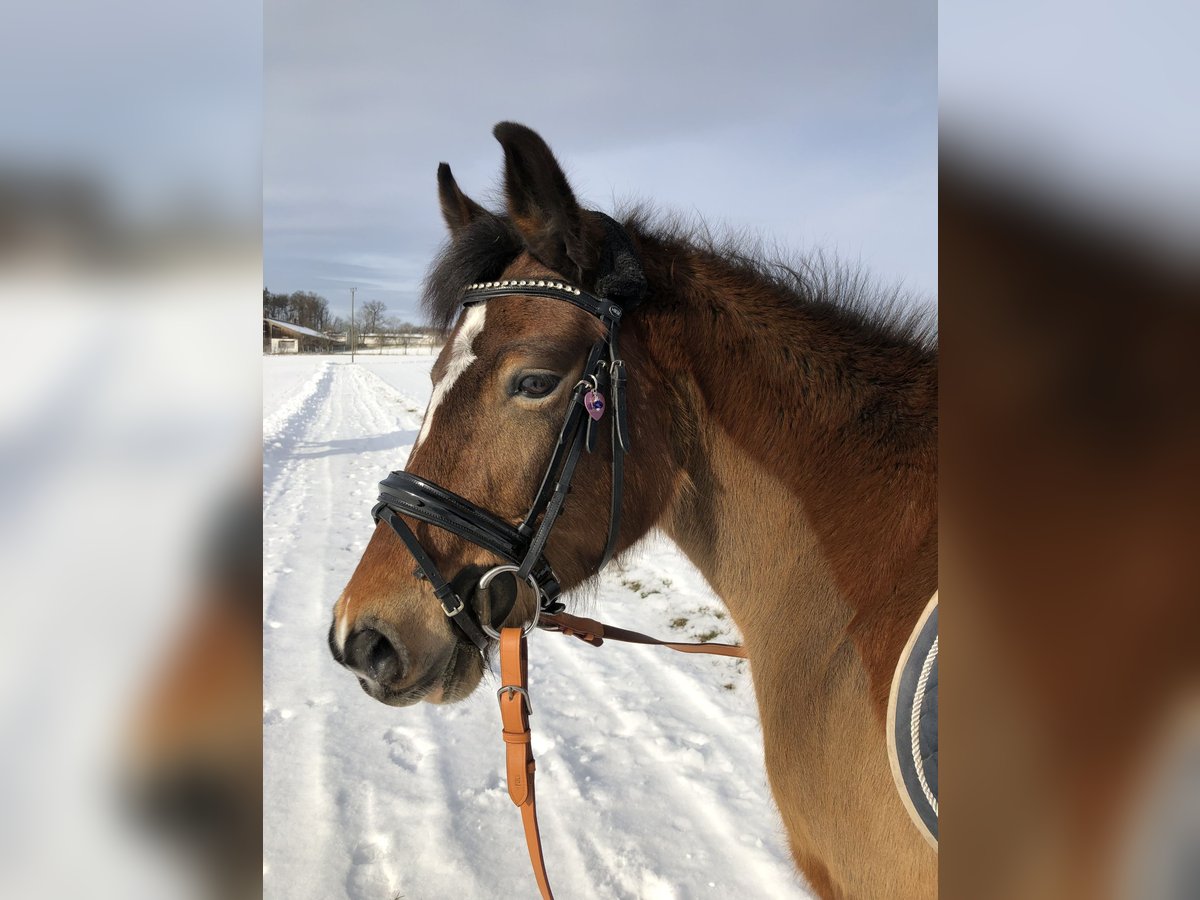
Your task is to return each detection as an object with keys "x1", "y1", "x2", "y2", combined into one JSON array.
[{"x1": 886, "y1": 592, "x2": 938, "y2": 849}]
